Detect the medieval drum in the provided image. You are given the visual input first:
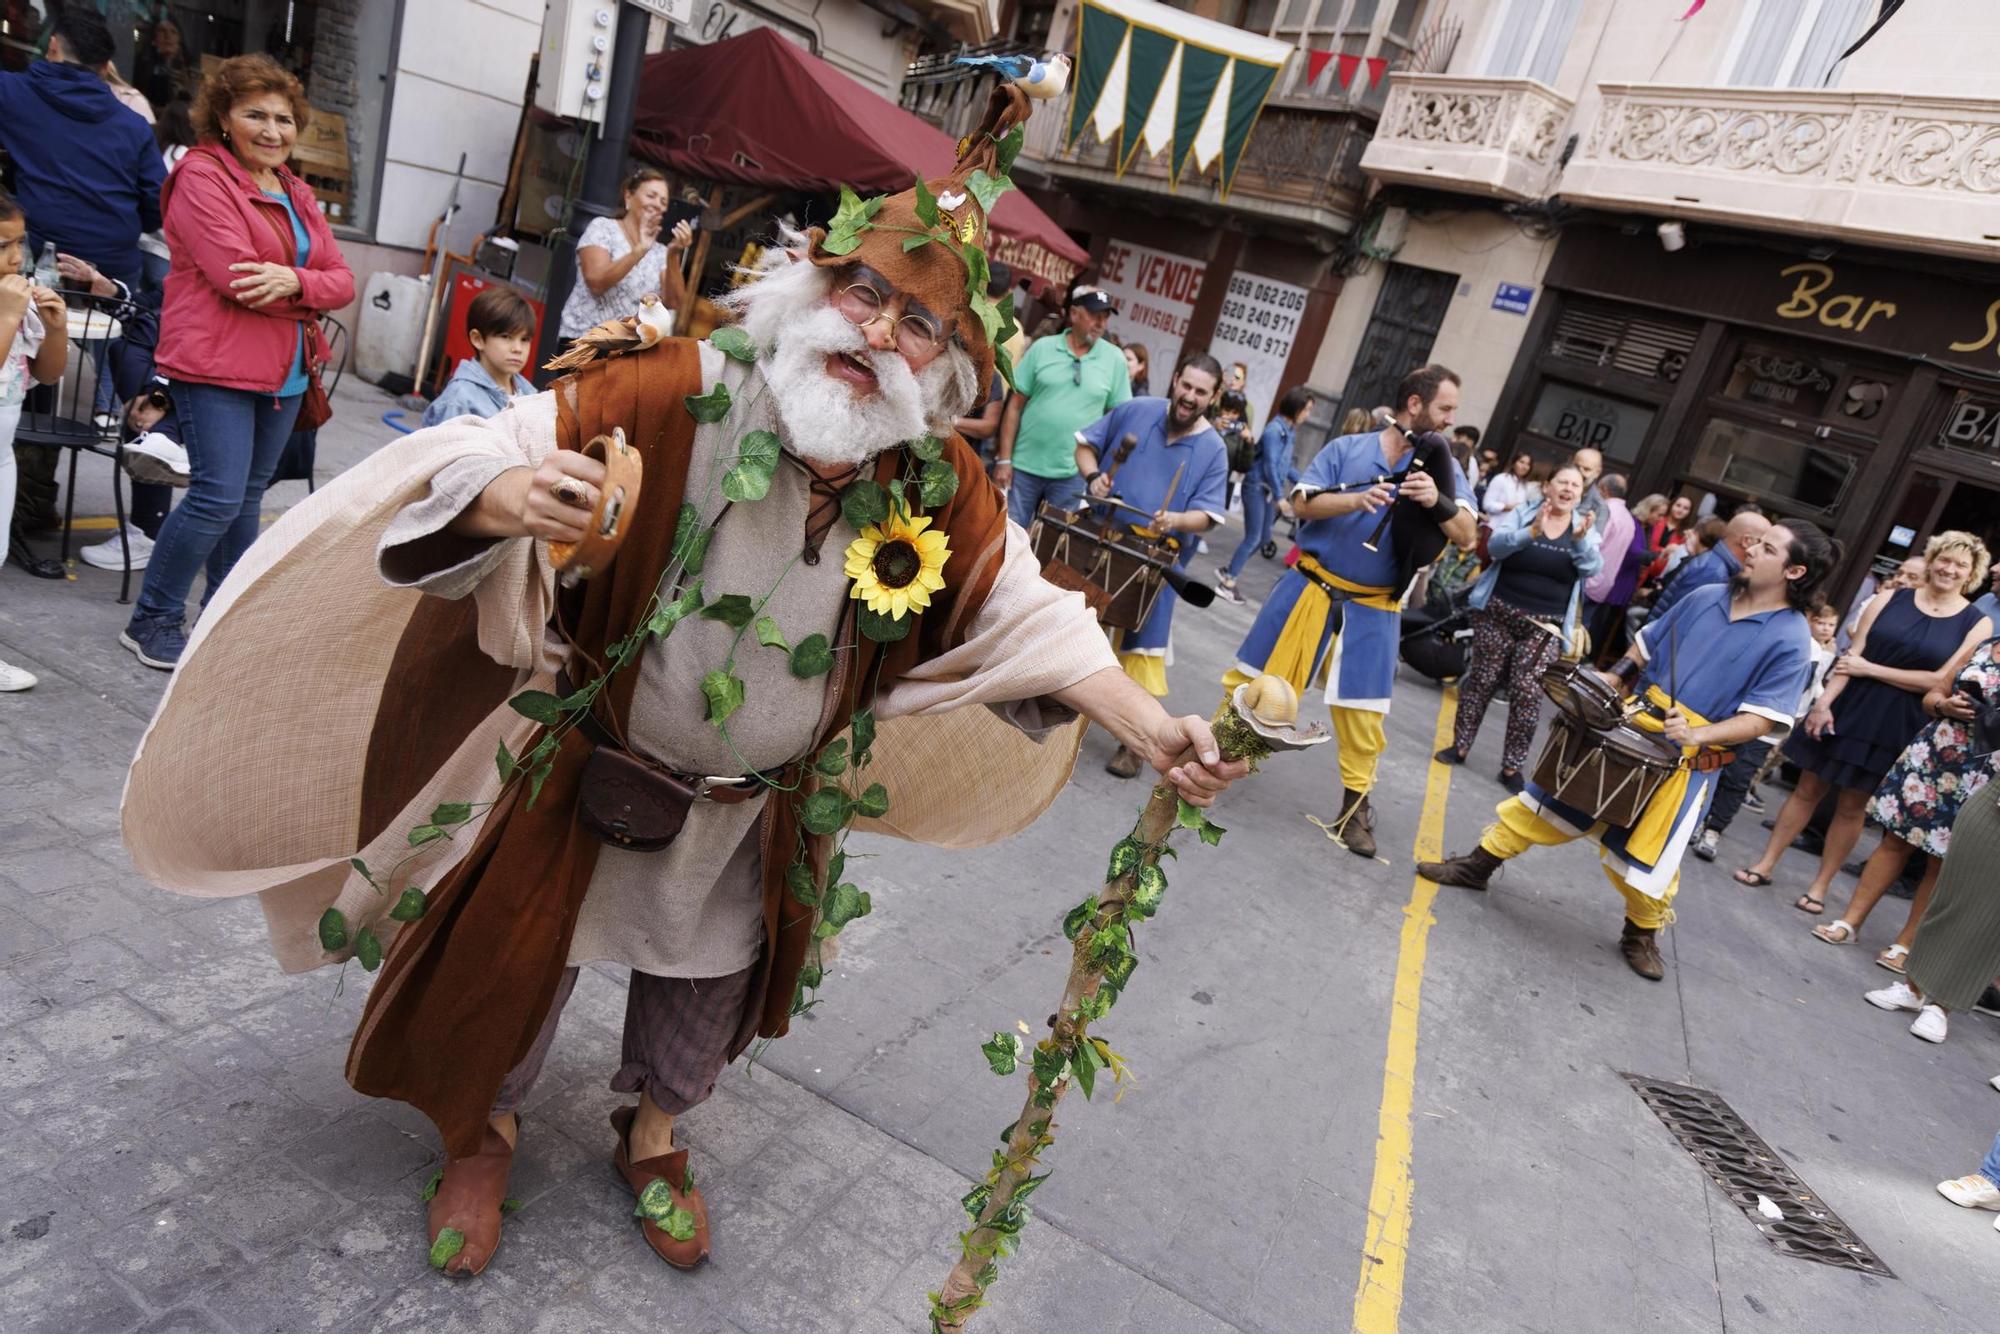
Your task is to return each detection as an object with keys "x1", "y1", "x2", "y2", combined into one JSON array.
[
  {"x1": 1026, "y1": 502, "x2": 1173, "y2": 632},
  {"x1": 1530, "y1": 713, "x2": 1681, "y2": 829}
]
